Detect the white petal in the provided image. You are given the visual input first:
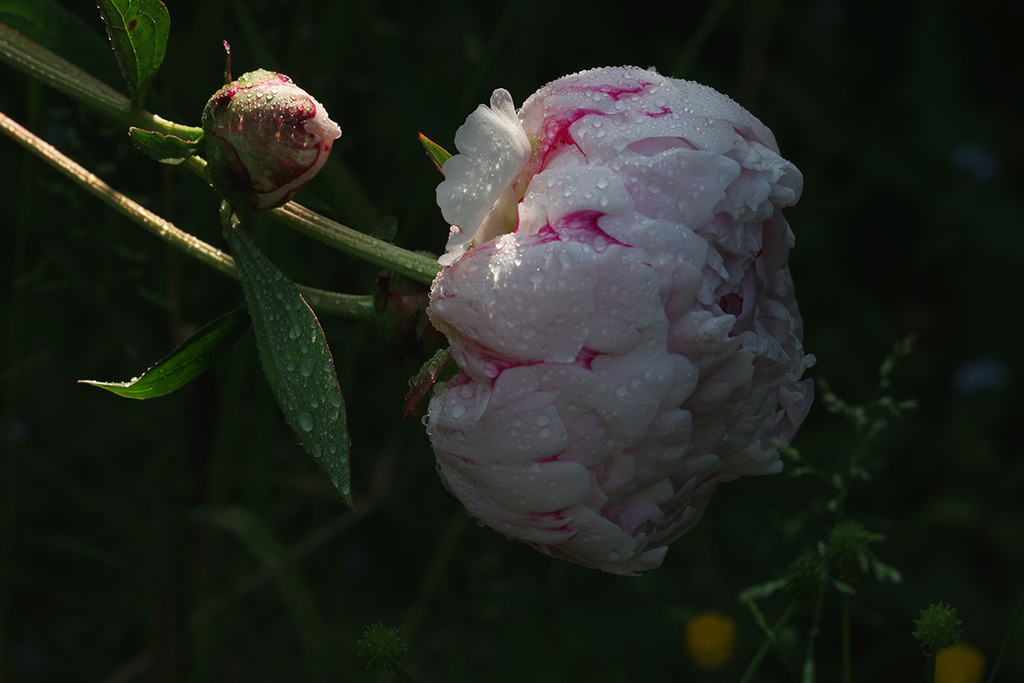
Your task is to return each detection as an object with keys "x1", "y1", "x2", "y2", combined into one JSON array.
[{"x1": 436, "y1": 88, "x2": 531, "y2": 262}]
